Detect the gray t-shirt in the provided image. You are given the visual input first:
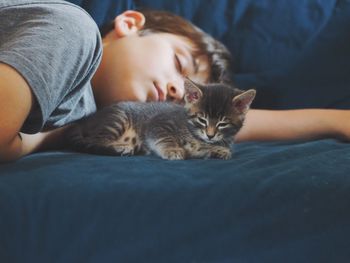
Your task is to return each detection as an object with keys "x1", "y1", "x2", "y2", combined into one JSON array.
[{"x1": 0, "y1": 0, "x2": 102, "y2": 133}]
